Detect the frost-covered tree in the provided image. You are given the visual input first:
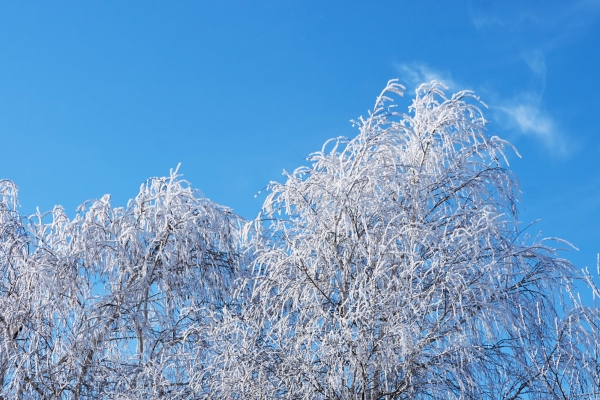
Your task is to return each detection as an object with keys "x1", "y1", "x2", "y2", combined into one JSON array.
[
  {"x1": 203, "y1": 81, "x2": 600, "y2": 399},
  {"x1": 0, "y1": 172, "x2": 247, "y2": 399},
  {"x1": 1, "y1": 81, "x2": 599, "y2": 399}
]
